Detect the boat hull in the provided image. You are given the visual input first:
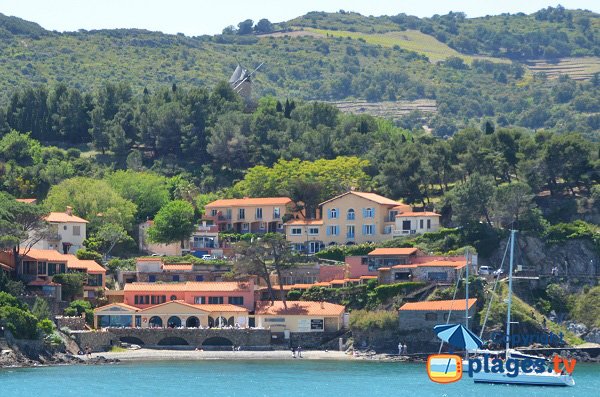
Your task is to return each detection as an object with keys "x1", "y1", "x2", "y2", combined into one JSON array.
[{"x1": 473, "y1": 371, "x2": 575, "y2": 386}]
